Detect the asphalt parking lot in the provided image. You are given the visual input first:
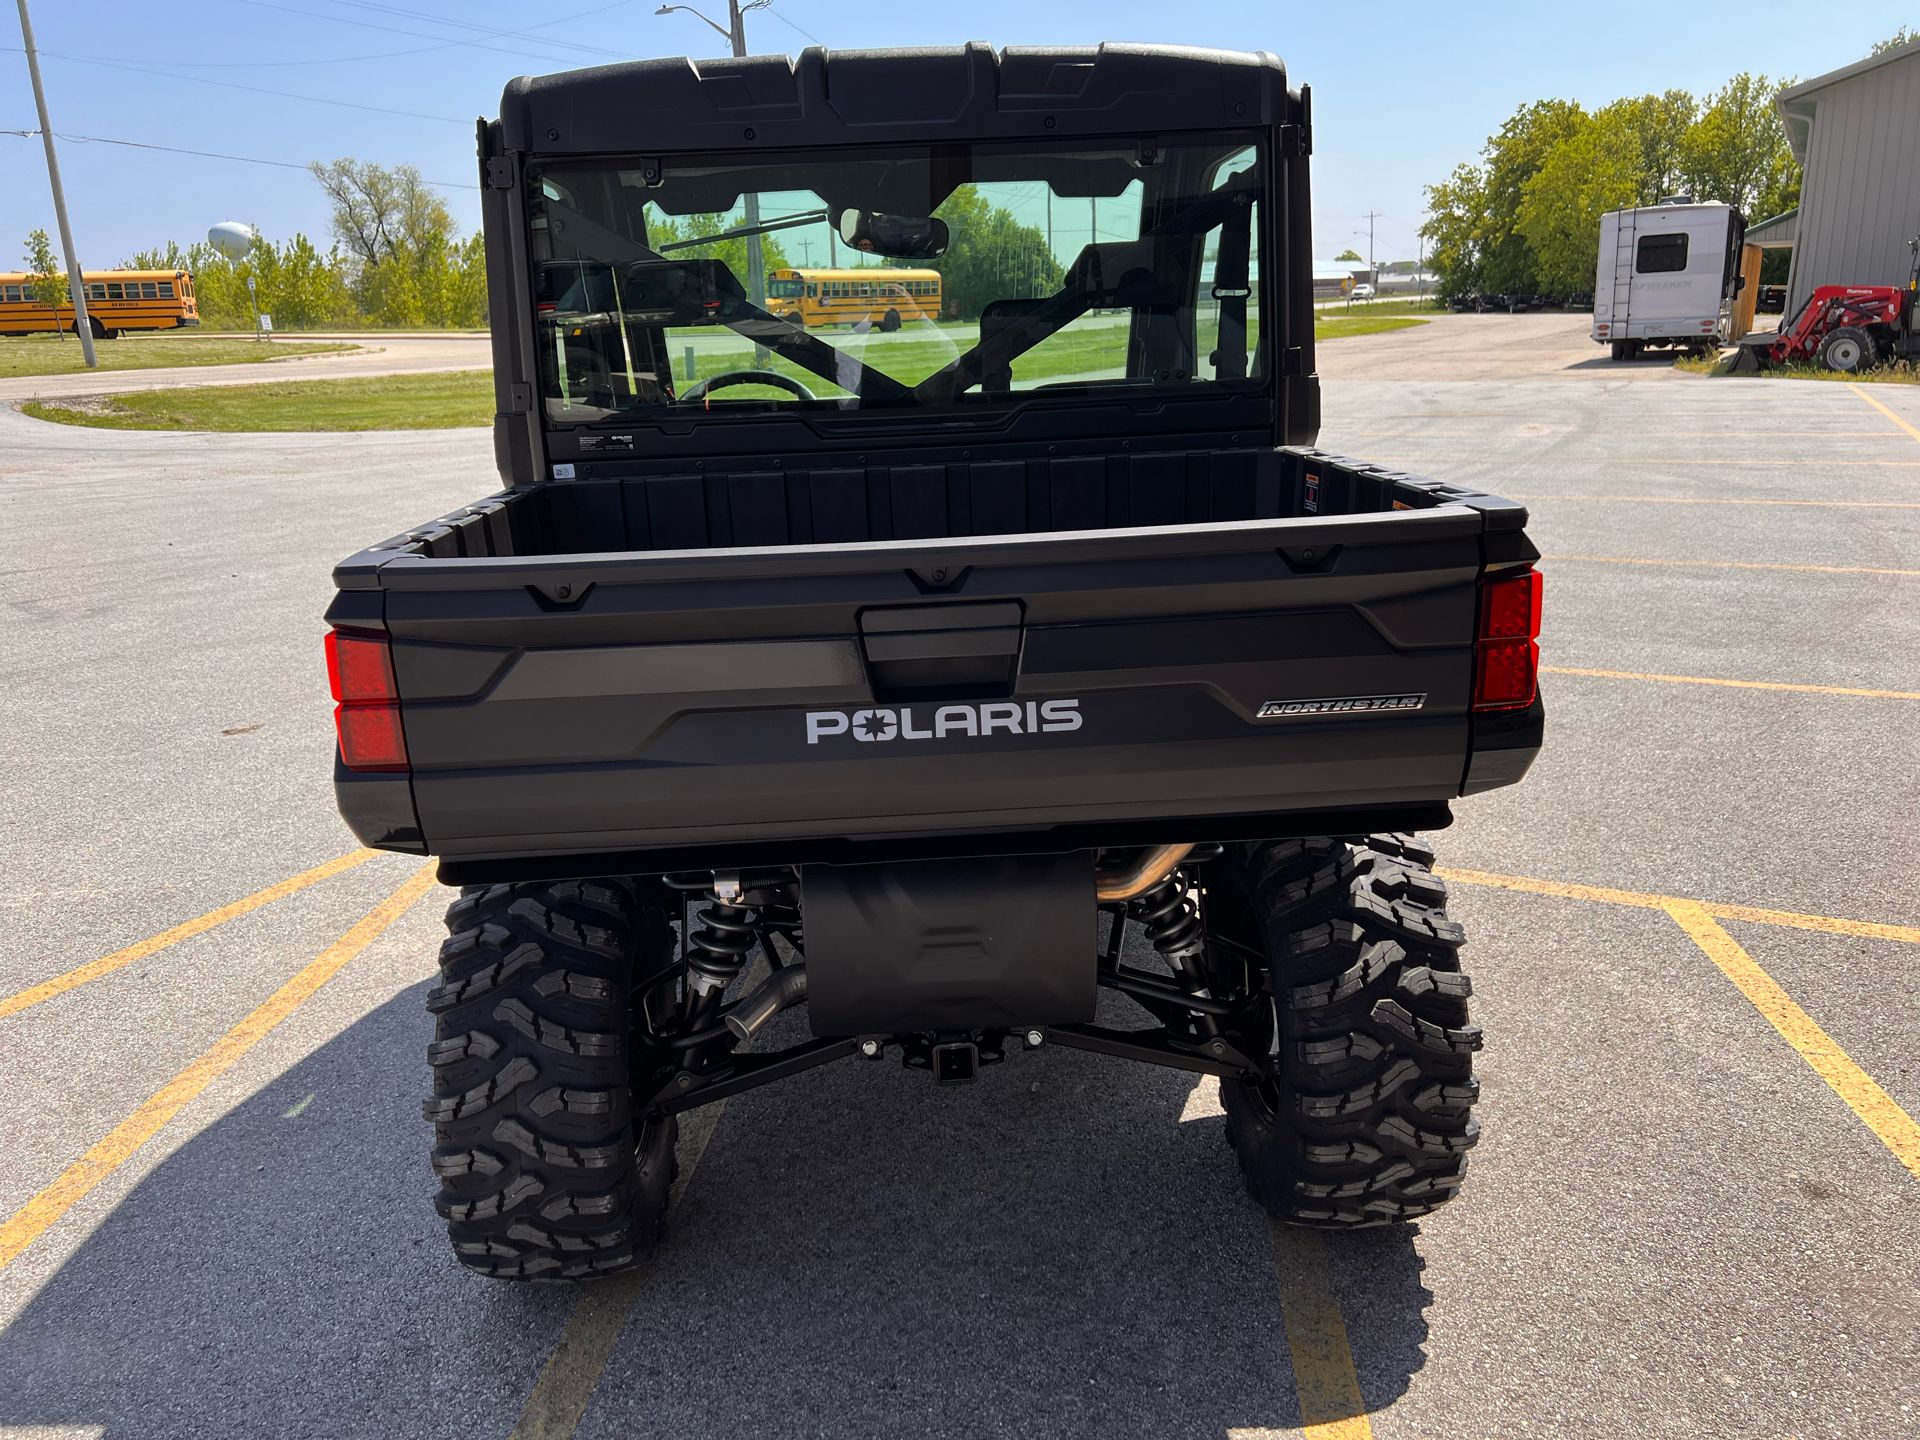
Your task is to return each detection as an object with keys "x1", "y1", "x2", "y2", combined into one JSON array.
[{"x1": 1, "y1": 348, "x2": 1917, "y2": 1438}]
